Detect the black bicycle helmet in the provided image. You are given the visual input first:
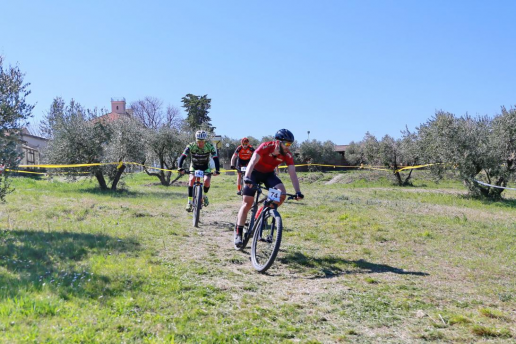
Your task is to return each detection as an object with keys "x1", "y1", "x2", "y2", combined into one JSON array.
[{"x1": 274, "y1": 129, "x2": 295, "y2": 142}]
